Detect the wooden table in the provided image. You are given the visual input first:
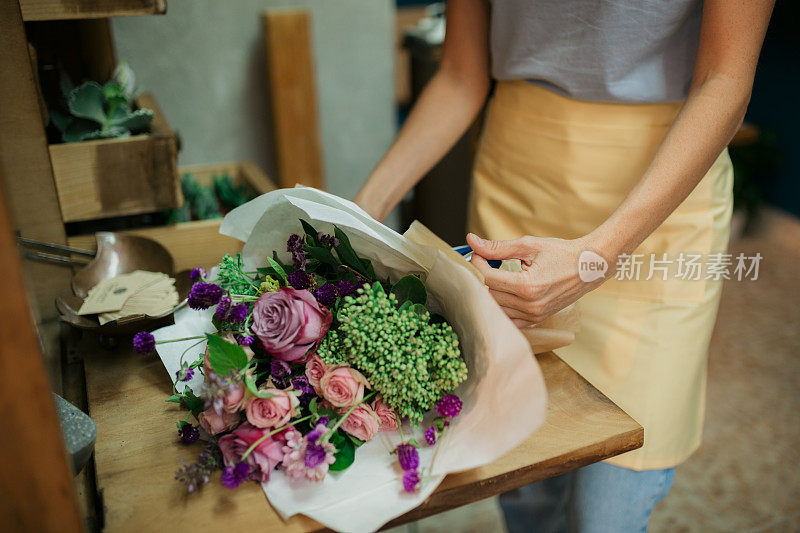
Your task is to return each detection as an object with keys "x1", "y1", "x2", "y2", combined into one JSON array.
[{"x1": 81, "y1": 338, "x2": 642, "y2": 532}]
